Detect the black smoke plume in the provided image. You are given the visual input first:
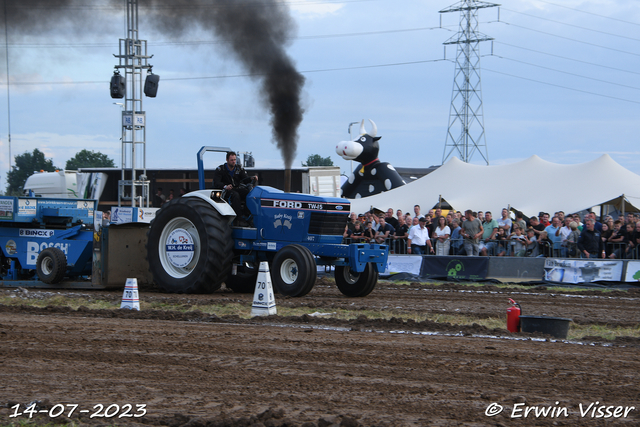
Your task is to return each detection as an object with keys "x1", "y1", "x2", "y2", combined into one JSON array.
[{"x1": 1, "y1": 0, "x2": 305, "y2": 169}]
